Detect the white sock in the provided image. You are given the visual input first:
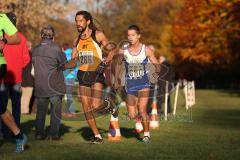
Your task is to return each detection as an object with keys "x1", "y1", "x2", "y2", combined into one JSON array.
[
  {"x1": 144, "y1": 132, "x2": 150, "y2": 138},
  {"x1": 95, "y1": 134, "x2": 102, "y2": 139}
]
